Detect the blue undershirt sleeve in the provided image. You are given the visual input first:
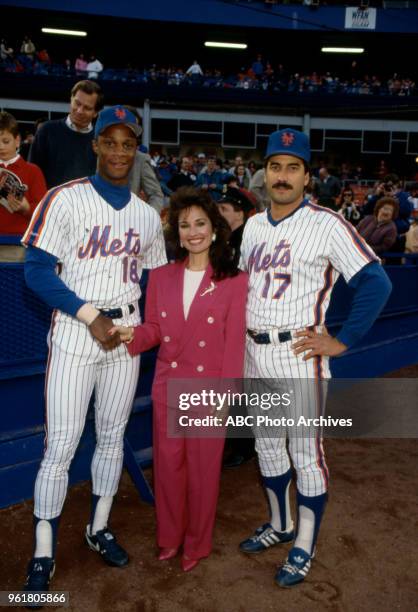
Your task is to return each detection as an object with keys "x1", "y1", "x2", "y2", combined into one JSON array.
[
  {"x1": 335, "y1": 262, "x2": 392, "y2": 348},
  {"x1": 24, "y1": 246, "x2": 86, "y2": 317}
]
